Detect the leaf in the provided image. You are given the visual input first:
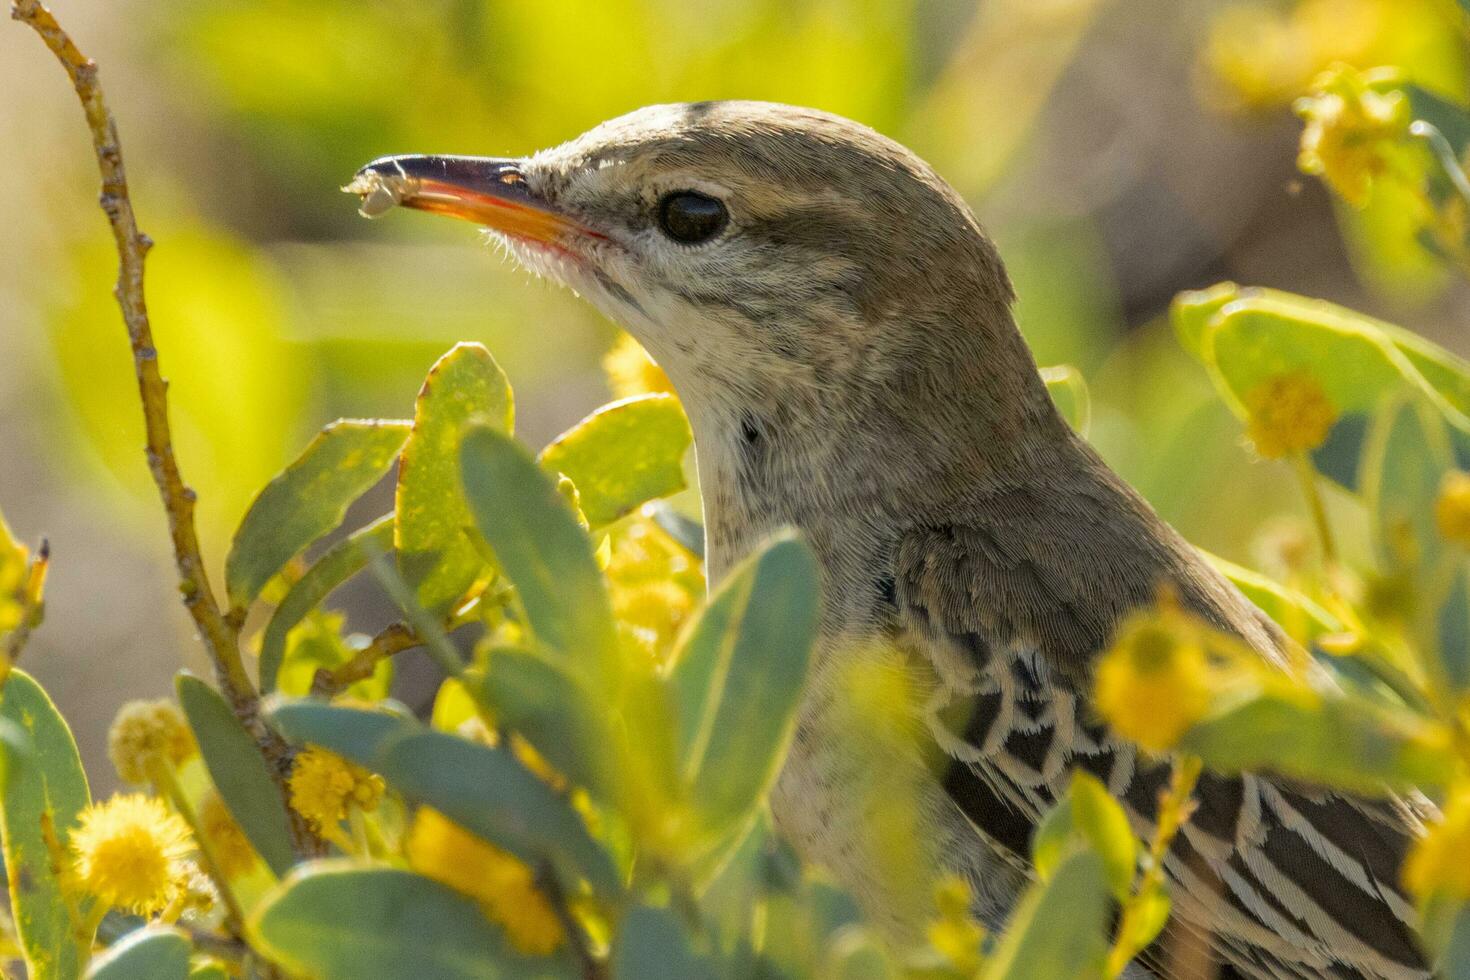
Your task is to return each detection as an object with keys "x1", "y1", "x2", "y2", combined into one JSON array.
[
  {"x1": 1039, "y1": 364, "x2": 1091, "y2": 434},
  {"x1": 471, "y1": 651, "x2": 615, "y2": 803},
  {"x1": 460, "y1": 426, "x2": 616, "y2": 672},
  {"x1": 265, "y1": 699, "x2": 416, "y2": 764},
  {"x1": 1438, "y1": 564, "x2": 1470, "y2": 693},
  {"x1": 610, "y1": 905, "x2": 718, "y2": 980},
  {"x1": 539, "y1": 394, "x2": 692, "y2": 526},
  {"x1": 397, "y1": 342, "x2": 512, "y2": 617},
  {"x1": 1204, "y1": 552, "x2": 1342, "y2": 643},
  {"x1": 265, "y1": 701, "x2": 622, "y2": 899},
  {"x1": 226, "y1": 419, "x2": 409, "y2": 611},
  {"x1": 1177, "y1": 689, "x2": 1454, "y2": 794},
  {"x1": 0, "y1": 669, "x2": 93, "y2": 980},
  {"x1": 259, "y1": 516, "x2": 393, "y2": 693},
  {"x1": 1361, "y1": 399, "x2": 1454, "y2": 571},
  {"x1": 176, "y1": 674, "x2": 296, "y2": 877},
  {"x1": 667, "y1": 532, "x2": 820, "y2": 837},
  {"x1": 980, "y1": 849, "x2": 1110, "y2": 980},
  {"x1": 1029, "y1": 773, "x2": 1136, "y2": 901},
  {"x1": 1175, "y1": 284, "x2": 1470, "y2": 433},
  {"x1": 376, "y1": 729, "x2": 623, "y2": 901},
  {"x1": 84, "y1": 926, "x2": 191, "y2": 980},
  {"x1": 252, "y1": 862, "x2": 576, "y2": 980}
]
